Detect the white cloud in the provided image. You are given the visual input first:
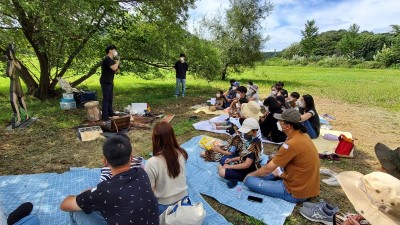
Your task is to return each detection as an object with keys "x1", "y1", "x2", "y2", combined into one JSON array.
[{"x1": 188, "y1": 0, "x2": 400, "y2": 51}]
